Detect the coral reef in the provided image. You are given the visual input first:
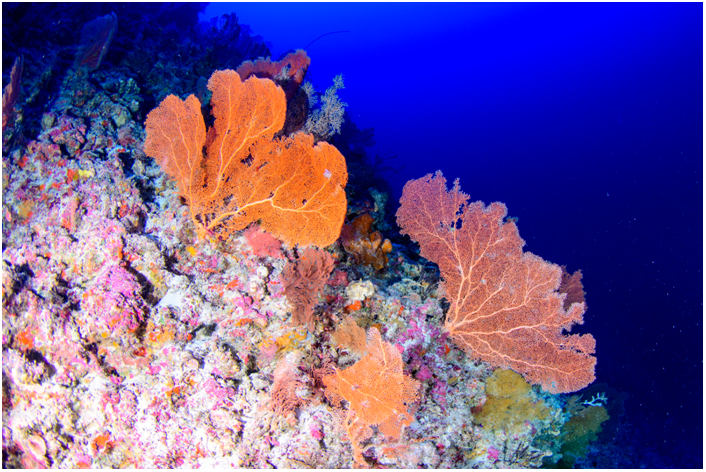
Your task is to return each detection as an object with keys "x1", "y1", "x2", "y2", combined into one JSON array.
[
  {"x1": 2, "y1": 5, "x2": 597, "y2": 468},
  {"x1": 243, "y1": 225, "x2": 283, "y2": 259},
  {"x1": 474, "y1": 369, "x2": 552, "y2": 434}
]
